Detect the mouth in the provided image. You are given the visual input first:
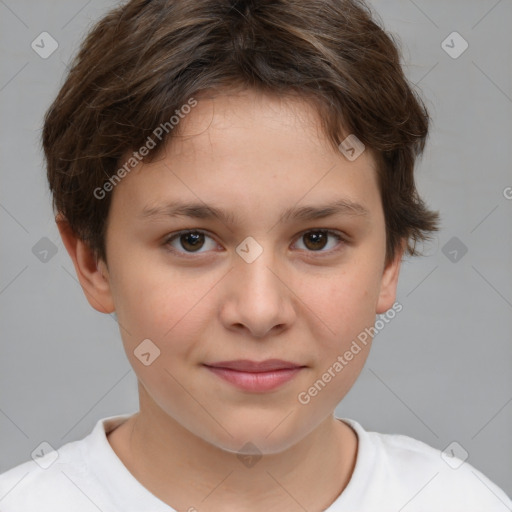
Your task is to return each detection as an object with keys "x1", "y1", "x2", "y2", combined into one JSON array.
[{"x1": 203, "y1": 359, "x2": 306, "y2": 392}]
